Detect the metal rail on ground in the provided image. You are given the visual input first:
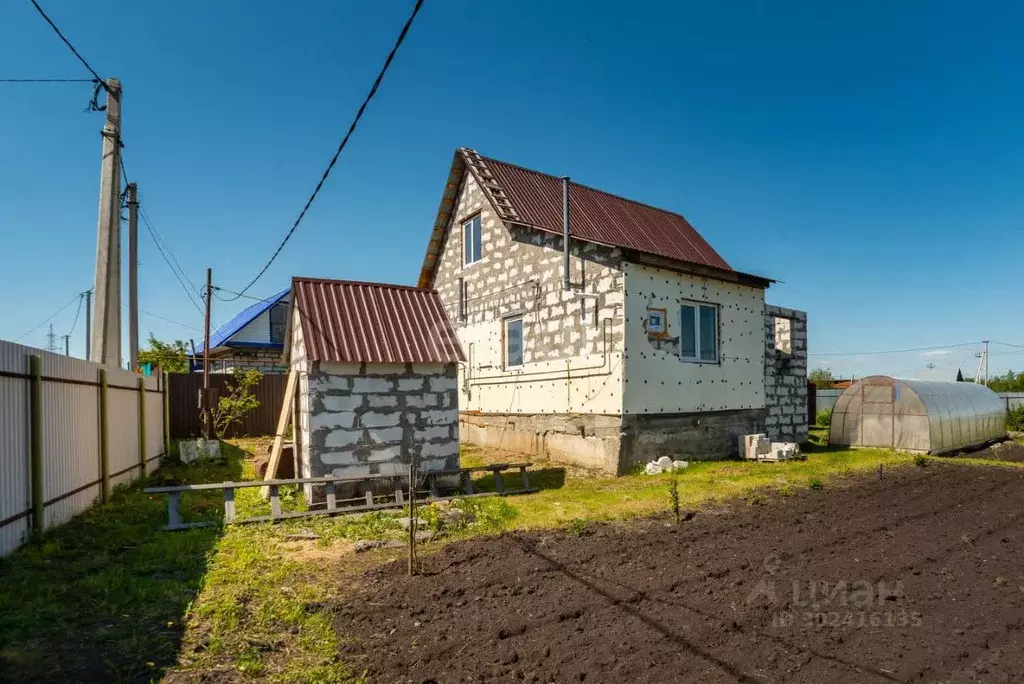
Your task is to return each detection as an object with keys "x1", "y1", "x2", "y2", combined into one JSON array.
[{"x1": 144, "y1": 463, "x2": 535, "y2": 531}]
